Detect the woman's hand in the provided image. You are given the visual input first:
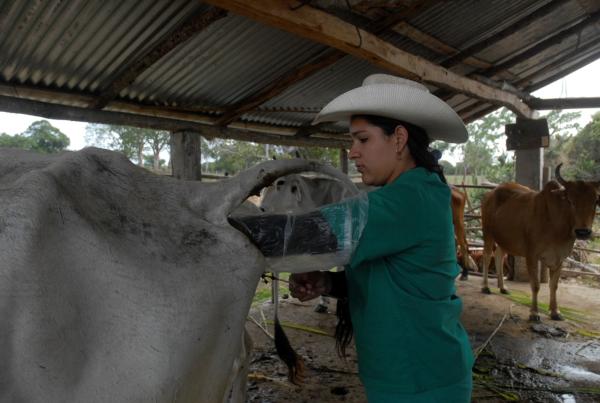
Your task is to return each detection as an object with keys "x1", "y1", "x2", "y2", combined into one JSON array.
[{"x1": 289, "y1": 271, "x2": 331, "y2": 302}]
